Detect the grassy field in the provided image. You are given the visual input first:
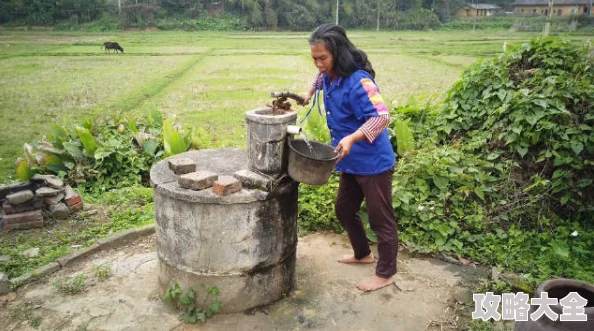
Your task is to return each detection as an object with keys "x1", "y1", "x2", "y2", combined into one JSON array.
[{"x1": 1, "y1": 28, "x2": 582, "y2": 183}]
